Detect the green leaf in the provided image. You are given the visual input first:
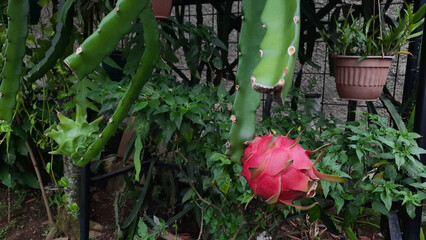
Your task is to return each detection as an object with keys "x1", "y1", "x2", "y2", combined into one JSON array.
[
  {"x1": 408, "y1": 146, "x2": 426, "y2": 155},
  {"x1": 58, "y1": 177, "x2": 69, "y2": 188},
  {"x1": 409, "y1": 182, "x2": 426, "y2": 189},
  {"x1": 134, "y1": 134, "x2": 143, "y2": 181},
  {"x1": 405, "y1": 202, "x2": 416, "y2": 219},
  {"x1": 170, "y1": 111, "x2": 182, "y2": 129},
  {"x1": 380, "y1": 192, "x2": 392, "y2": 211},
  {"x1": 355, "y1": 149, "x2": 363, "y2": 161},
  {"x1": 37, "y1": 0, "x2": 49, "y2": 7},
  {"x1": 16, "y1": 172, "x2": 39, "y2": 189},
  {"x1": 46, "y1": 162, "x2": 51, "y2": 174},
  {"x1": 217, "y1": 83, "x2": 228, "y2": 99},
  {"x1": 137, "y1": 218, "x2": 149, "y2": 237},
  {"x1": 210, "y1": 37, "x2": 227, "y2": 49},
  {"x1": 182, "y1": 188, "x2": 194, "y2": 203},
  {"x1": 331, "y1": 192, "x2": 344, "y2": 213},
  {"x1": 68, "y1": 202, "x2": 79, "y2": 213},
  {"x1": 308, "y1": 205, "x2": 321, "y2": 222},
  {"x1": 0, "y1": 166, "x2": 13, "y2": 188},
  {"x1": 180, "y1": 122, "x2": 193, "y2": 142},
  {"x1": 133, "y1": 101, "x2": 148, "y2": 113},
  {"x1": 380, "y1": 95, "x2": 407, "y2": 132},
  {"x1": 321, "y1": 181, "x2": 331, "y2": 198},
  {"x1": 374, "y1": 153, "x2": 394, "y2": 159},
  {"x1": 16, "y1": 139, "x2": 28, "y2": 156},
  {"x1": 208, "y1": 152, "x2": 231, "y2": 167},
  {"x1": 395, "y1": 154, "x2": 405, "y2": 170},
  {"x1": 103, "y1": 56, "x2": 124, "y2": 71},
  {"x1": 162, "y1": 121, "x2": 176, "y2": 143},
  {"x1": 372, "y1": 200, "x2": 389, "y2": 216},
  {"x1": 216, "y1": 171, "x2": 231, "y2": 194},
  {"x1": 384, "y1": 165, "x2": 397, "y2": 181}
]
